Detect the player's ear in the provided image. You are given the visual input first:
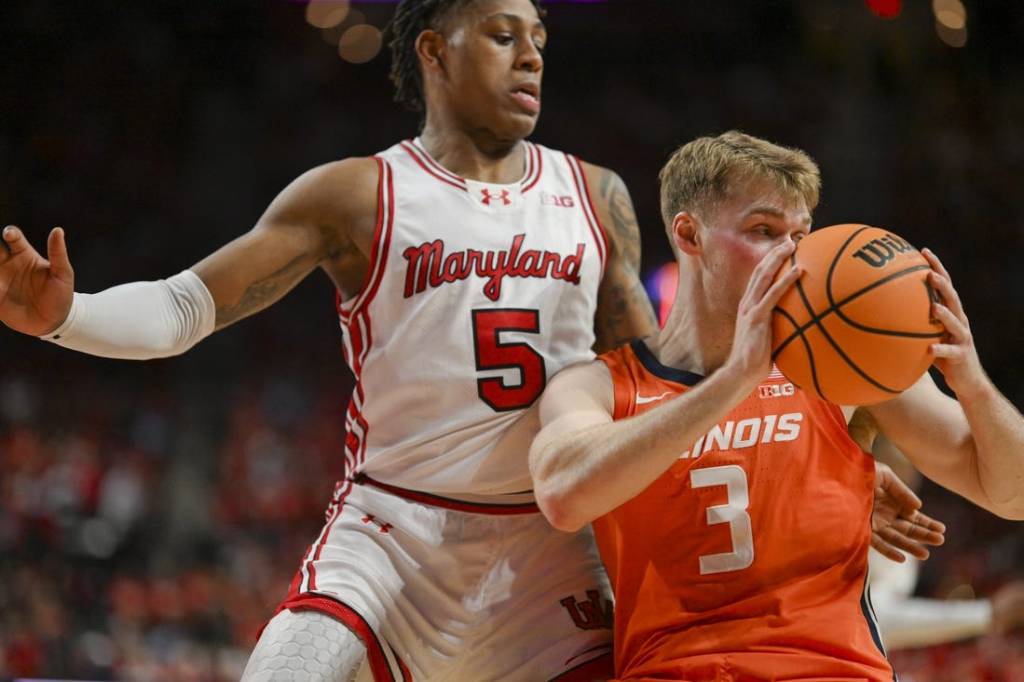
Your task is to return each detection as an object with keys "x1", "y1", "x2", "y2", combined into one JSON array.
[
  {"x1": 672, "y1": 212, "x2": 700, "y2": 256},
  {"x1": 415, "y1": 29, "x2": 448, "y2": 78}
]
